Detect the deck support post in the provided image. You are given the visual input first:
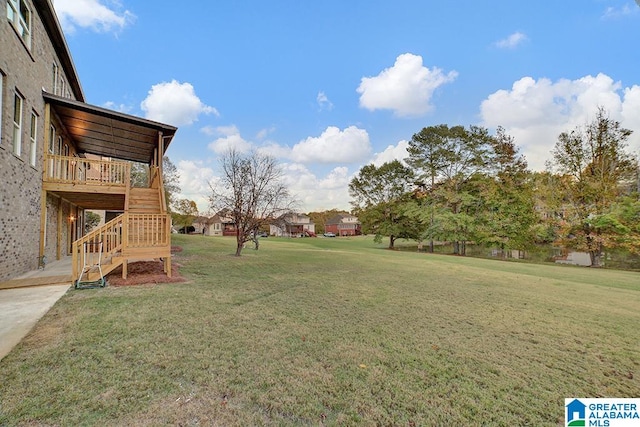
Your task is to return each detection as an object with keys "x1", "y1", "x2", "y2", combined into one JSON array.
[{"x1": 122, "y1": 259, "x2": 128, "y2": 279}]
